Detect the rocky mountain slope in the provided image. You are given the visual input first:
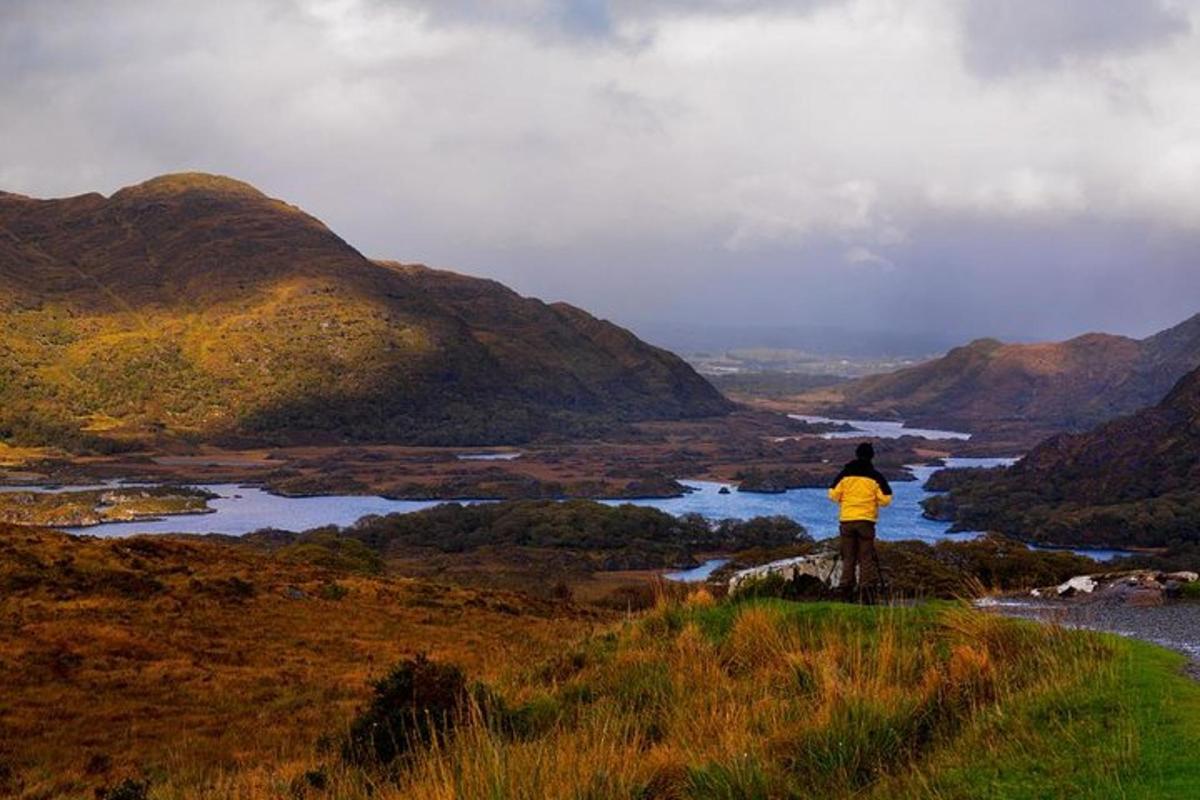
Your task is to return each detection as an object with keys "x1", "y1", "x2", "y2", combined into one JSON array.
[
  {"x1": 795, "y1": 314, "x2": 1200, "y2": 434},
  {"x1": 924, "y1": 365, "x2": 1200, "y2": 549},
  {"x1": 0, "y1": 174, "x2": 730, "y2": 449}
]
